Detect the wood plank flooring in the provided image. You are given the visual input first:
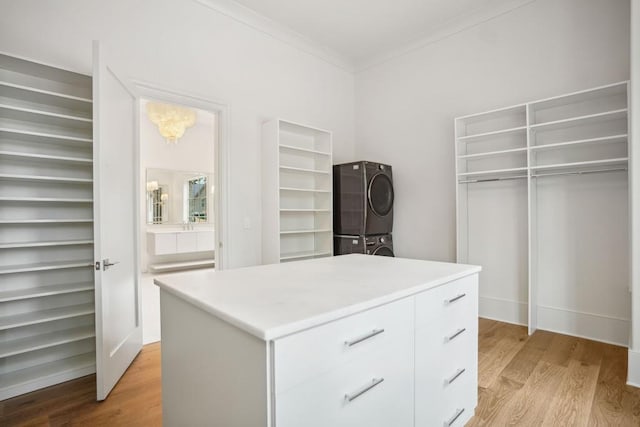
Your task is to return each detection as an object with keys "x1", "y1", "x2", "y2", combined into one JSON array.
[{"x1": 1, "y1": 320, "x2": 639, "y2": 426}]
